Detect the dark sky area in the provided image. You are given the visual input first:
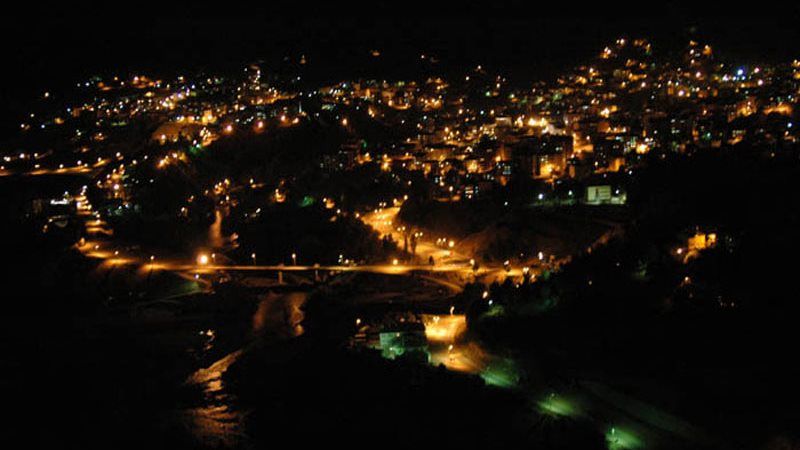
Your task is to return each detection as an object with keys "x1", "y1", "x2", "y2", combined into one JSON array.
[{"x1": 1, "y1": 1, "x2": 797, "y2": 127}]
